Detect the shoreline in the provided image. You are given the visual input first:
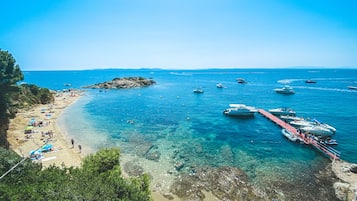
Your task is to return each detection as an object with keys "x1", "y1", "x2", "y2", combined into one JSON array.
[
  {"x1": 6, "y1": 89, "x2": 357, "y2": 201},
  {"x1": 7, "y1": 89, "x2": 84, "y2": 168}
]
